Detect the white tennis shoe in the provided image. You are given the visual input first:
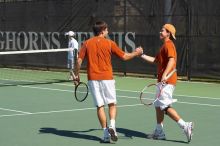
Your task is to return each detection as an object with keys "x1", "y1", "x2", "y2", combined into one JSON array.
[
  {"x1": 108, "y1": 126, "x2": 118, "y2": 142},
  {"x1": 184, "y1": 122, "x2": 194, "y2": 142},
  {"x1": 147, "y1": 129, "x2": 166, "y2": 140}
]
